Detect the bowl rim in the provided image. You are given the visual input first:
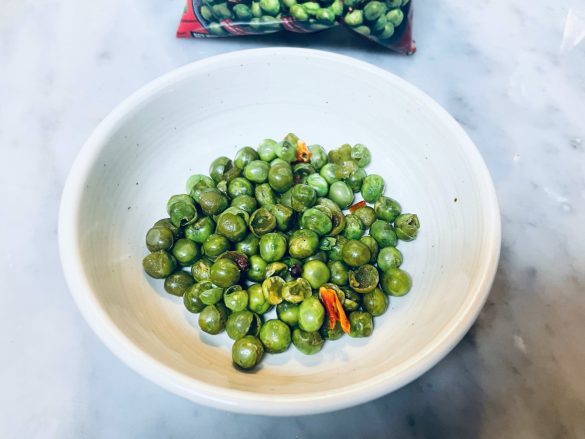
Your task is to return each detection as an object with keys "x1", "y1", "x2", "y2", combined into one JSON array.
[{"x1": 58, "y1": 47, "x2": 501, "y2": 416}]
